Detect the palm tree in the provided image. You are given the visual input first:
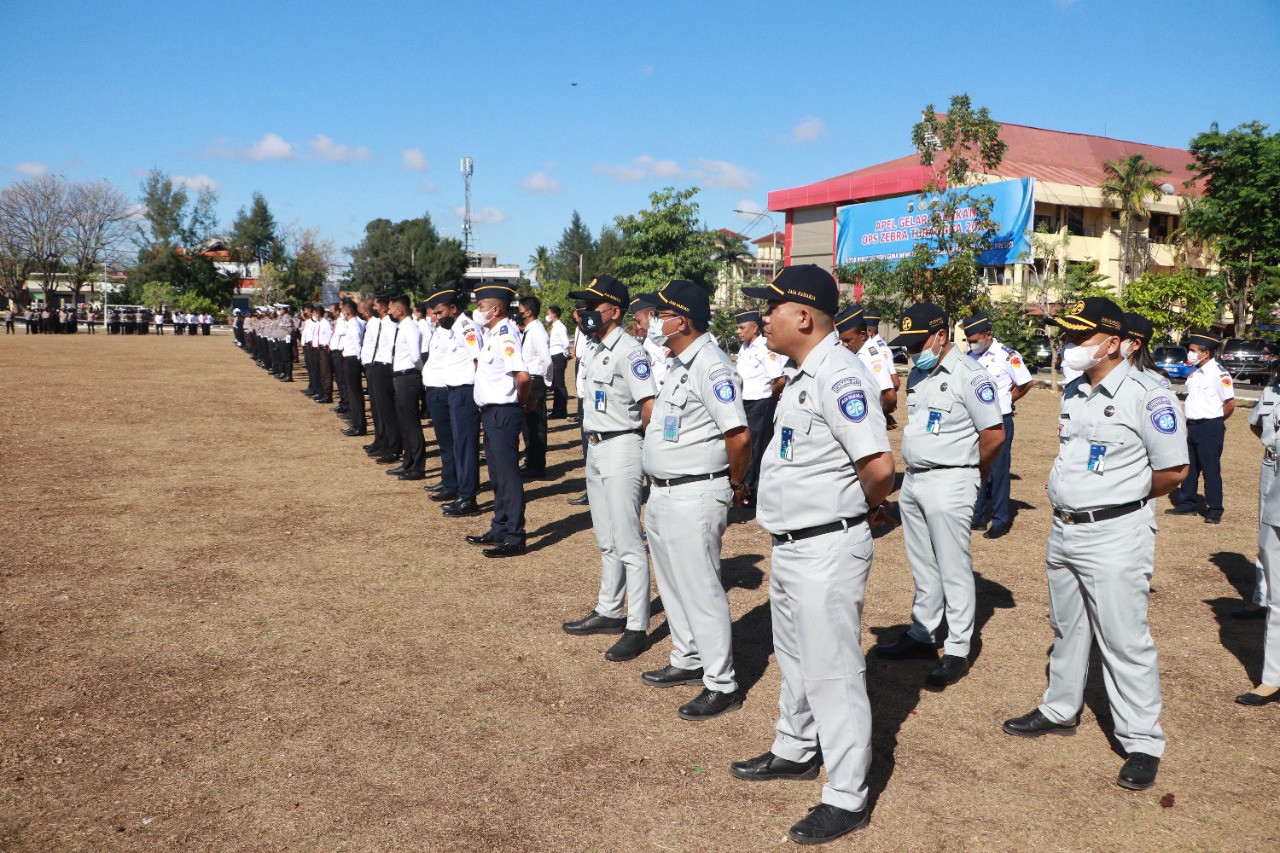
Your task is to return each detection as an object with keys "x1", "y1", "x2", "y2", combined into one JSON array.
[
  {"x1": 527, "y1": 245, "x2": 552, "y2": 285},
  {"x1": 1100, "y1": 154, "x2": 1169, "y2": 293},
  {"x1": 709, "y1": 229, "x2": 753, "y2": 308}
]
